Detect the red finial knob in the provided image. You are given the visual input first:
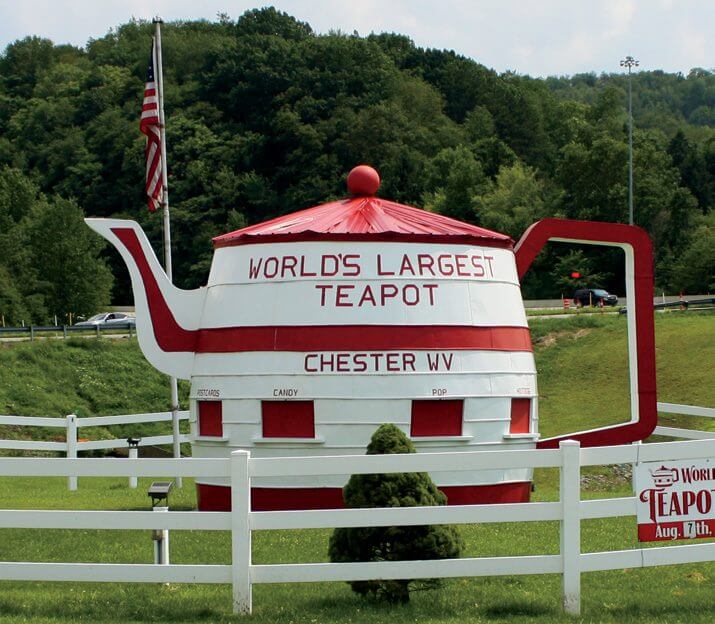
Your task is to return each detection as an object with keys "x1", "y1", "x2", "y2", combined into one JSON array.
[{"x1": 347, "y1": 165, "x2": 380, "y2": 196}]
